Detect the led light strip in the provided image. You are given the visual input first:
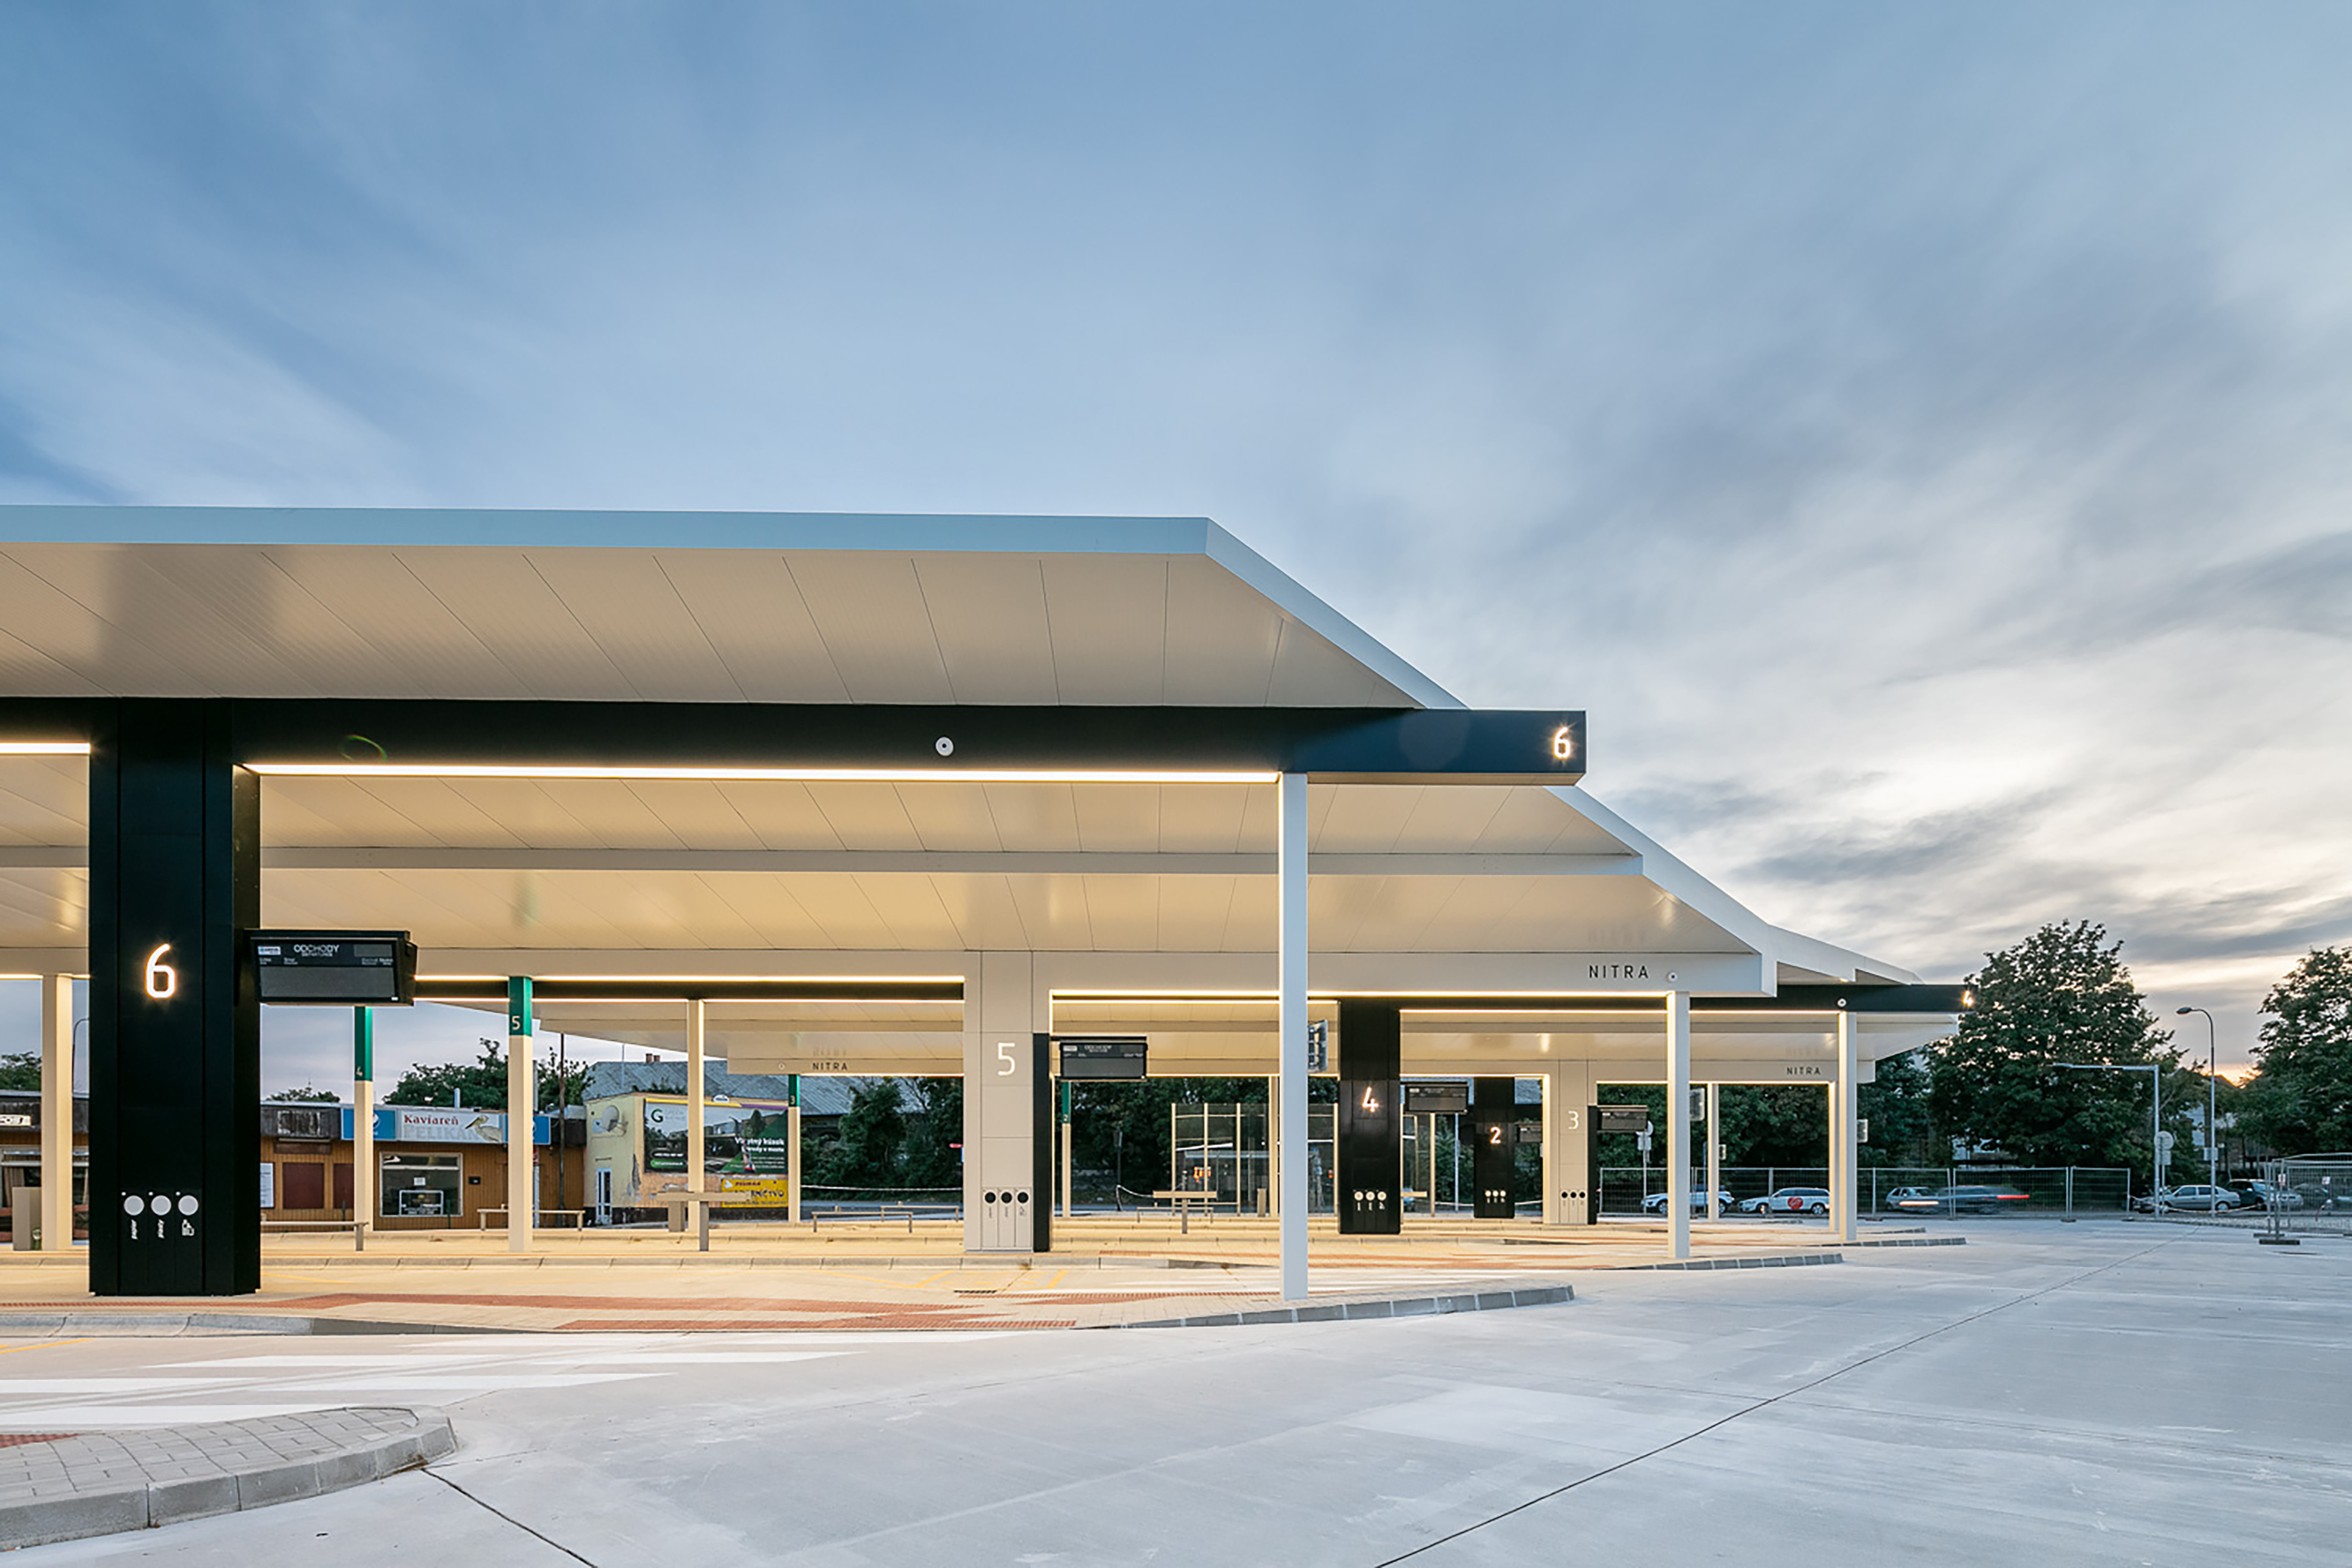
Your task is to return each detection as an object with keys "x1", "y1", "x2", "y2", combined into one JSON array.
[
  {"x1": 0, "y1": 742, "x2": 90, "y2": 756},
  {"x1": 249, "y1": 762, "x2": 1278, "y2": 785},
  {"x1": 421, "y1": 972, "x2": 966, "y2": 985}
]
